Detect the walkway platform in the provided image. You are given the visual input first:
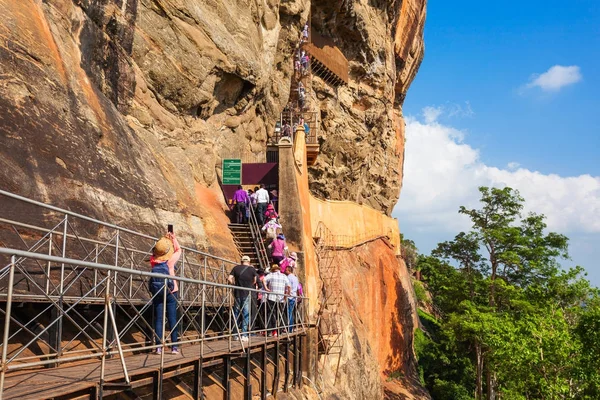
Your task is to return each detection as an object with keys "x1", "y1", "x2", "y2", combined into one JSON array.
[{"x1": 3, "y1": 334, "x2": 303, "y2": 399}]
